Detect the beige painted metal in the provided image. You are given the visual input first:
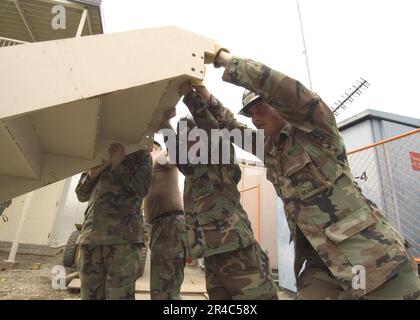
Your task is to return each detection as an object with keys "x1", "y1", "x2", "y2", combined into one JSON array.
[{"x1": 0, "y1": 26, "x2": 216, "y2": 202}]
